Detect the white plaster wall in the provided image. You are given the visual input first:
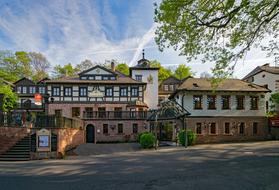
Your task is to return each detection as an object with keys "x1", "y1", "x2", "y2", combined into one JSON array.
[
  {"x1": 252, "y1": 71, "x2": 278, "y2": 102},
  {"x1": 131, "y1": 69, "x2": 158, "y2": 109},
  {"x1": 176, "y1": 91, "x2": 266, "y2": 117}
]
